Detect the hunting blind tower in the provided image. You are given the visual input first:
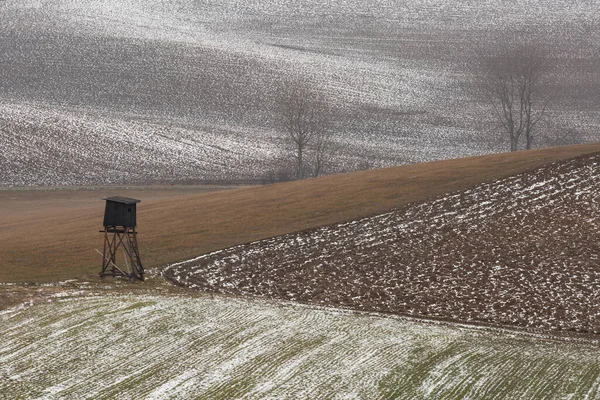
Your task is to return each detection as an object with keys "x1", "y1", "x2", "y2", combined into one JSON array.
[{"x1": 100, "y1": 196, "x2": 144, "y2": 281}]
